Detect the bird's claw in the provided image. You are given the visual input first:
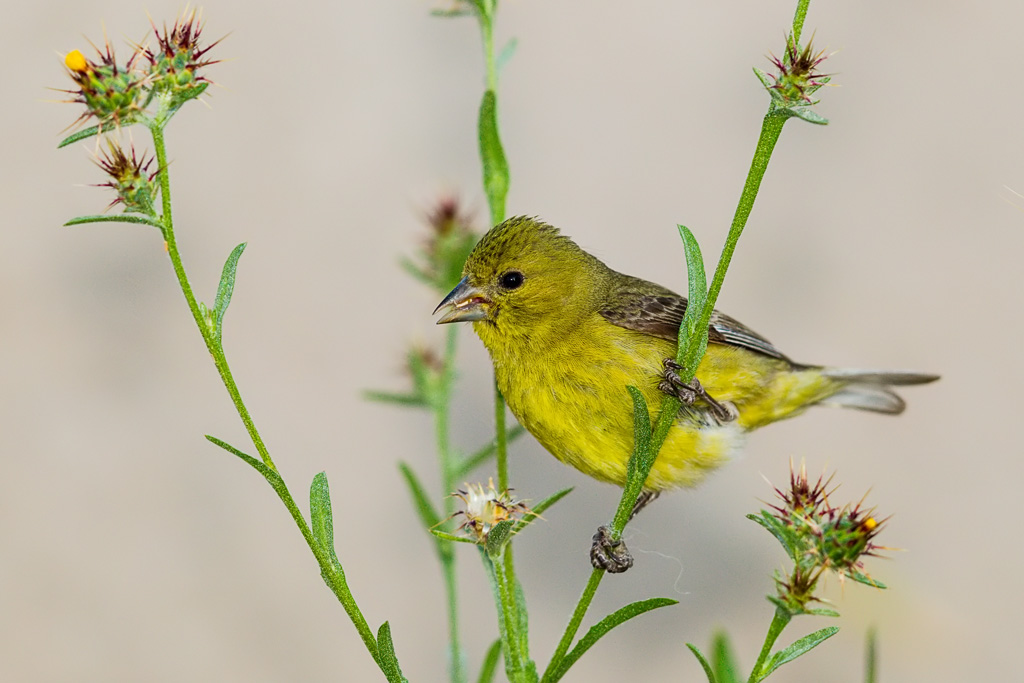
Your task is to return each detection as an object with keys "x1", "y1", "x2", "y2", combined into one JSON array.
[
  {"x1": 659, "y1": 359, "x2": 738, "y2": 423},
  {"x1": 590, "y1": 525, "x2": 633, "y2": 573}
]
